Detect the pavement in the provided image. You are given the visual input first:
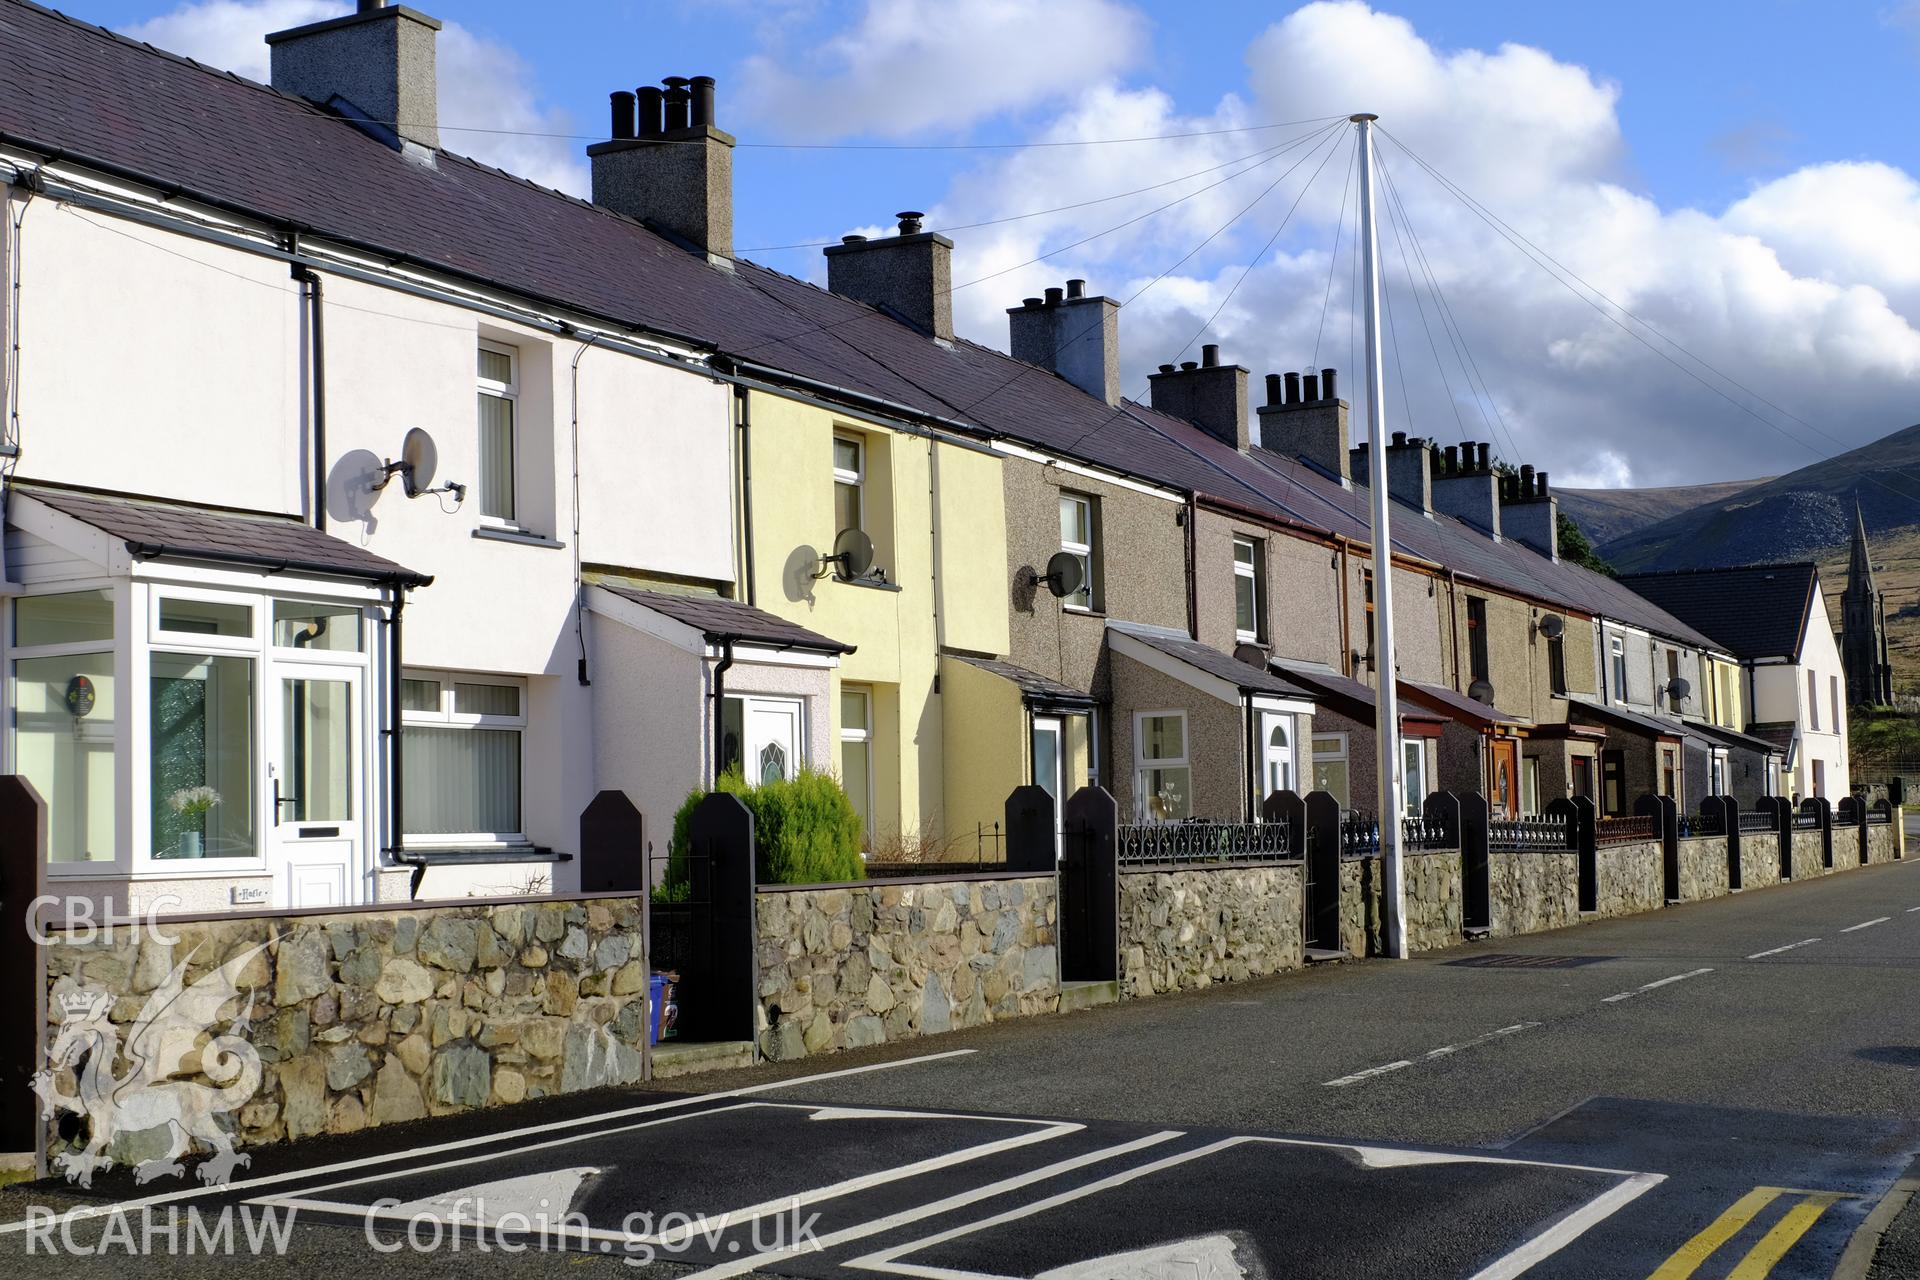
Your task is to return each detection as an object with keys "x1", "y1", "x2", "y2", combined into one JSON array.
[{"x1": 2, "y1": 853, "x2": 1918, "y2": 1278}]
